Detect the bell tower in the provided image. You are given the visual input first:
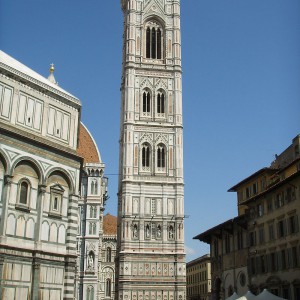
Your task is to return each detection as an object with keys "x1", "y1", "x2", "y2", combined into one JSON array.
[{"x1": 116, "y1": 0, "x2": 186, "y2": 299}]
